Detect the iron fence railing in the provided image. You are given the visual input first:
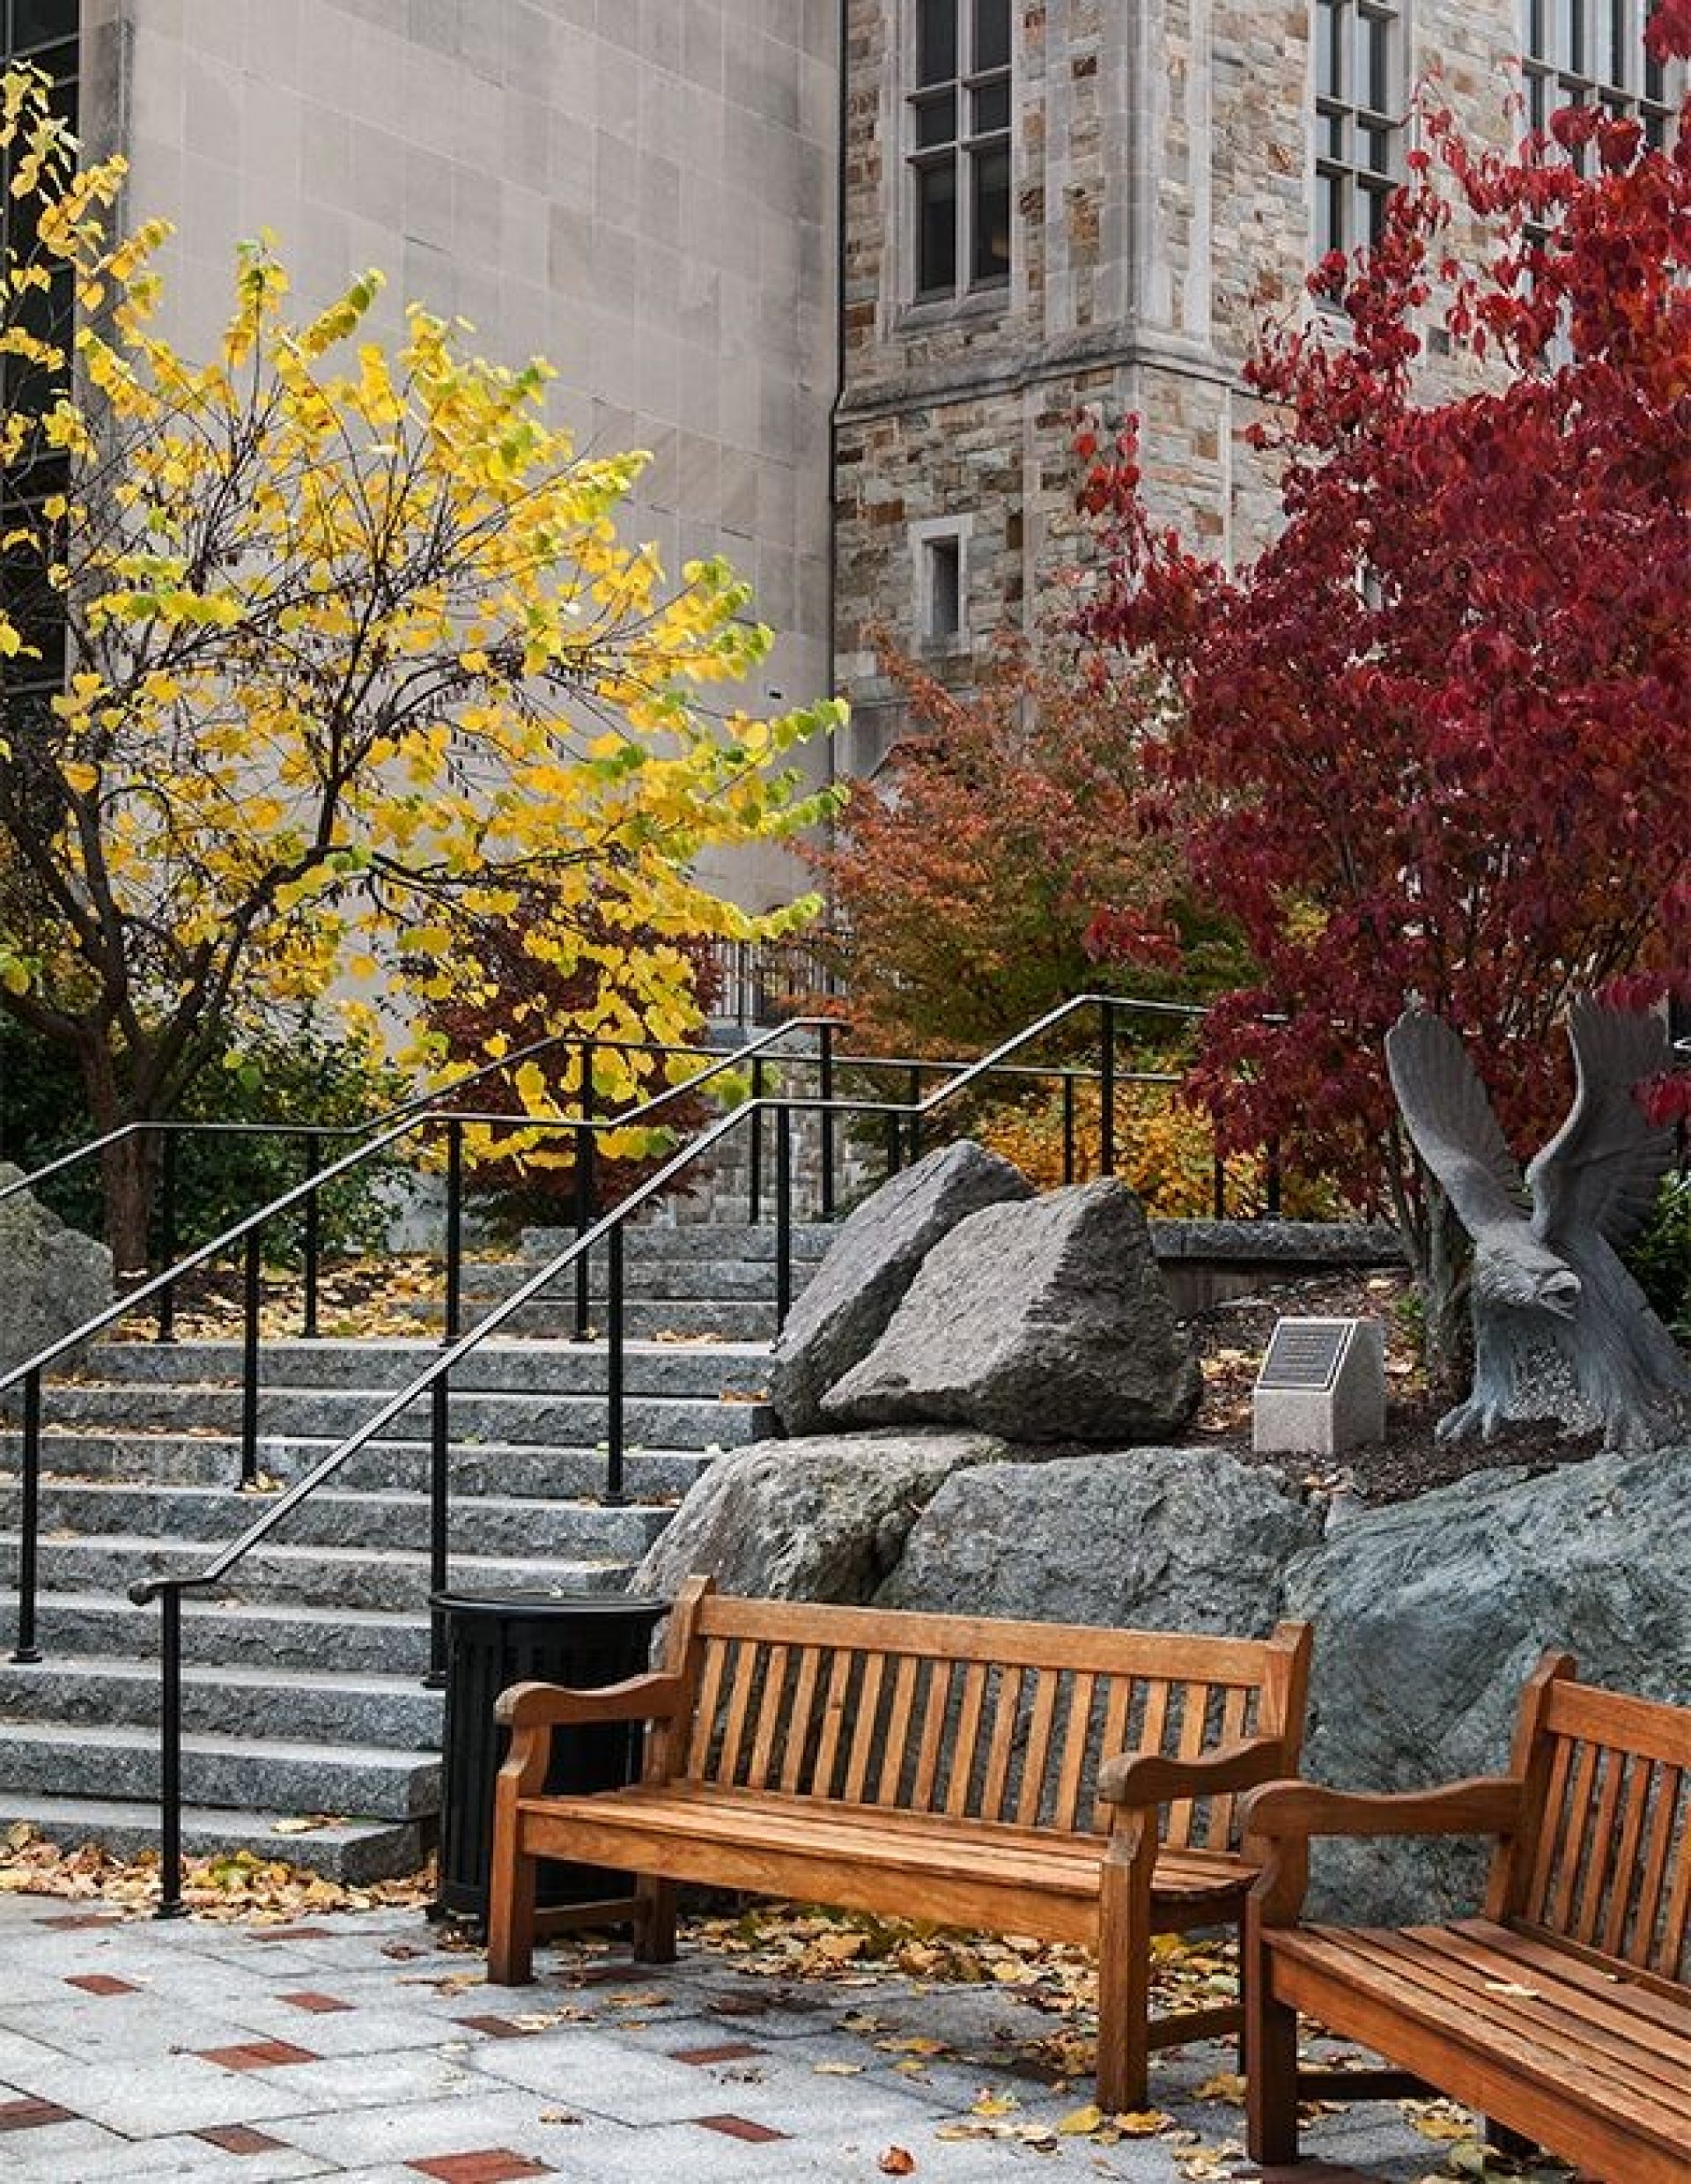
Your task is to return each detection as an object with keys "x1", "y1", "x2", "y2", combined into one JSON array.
[{"x1": 0, "y1": 991, "x2": 1296, "y2": 1915}]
